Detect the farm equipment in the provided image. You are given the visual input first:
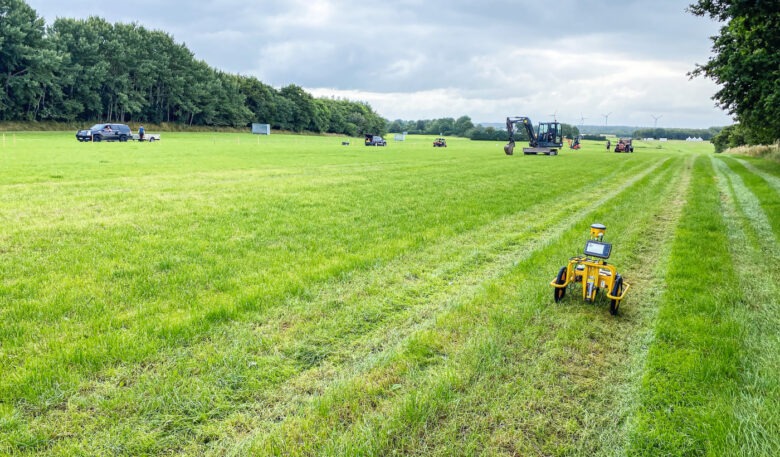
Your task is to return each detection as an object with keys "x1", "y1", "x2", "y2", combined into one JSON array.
[
  {"x1": 614, "y1": 138, "x2": 633, "y2": 153},
  {"x1": 568, "y1": 136, "x2": 581, "y2": 150},
  {"x1": 550, "y1": 223, "x2": 630, "y2": 315},
  {"x1": 504, "y1": 116, "x2": 563, "y2": 155},
  {"x1": 433, "y1": 138, "x2": 447, "y2": 147}
]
